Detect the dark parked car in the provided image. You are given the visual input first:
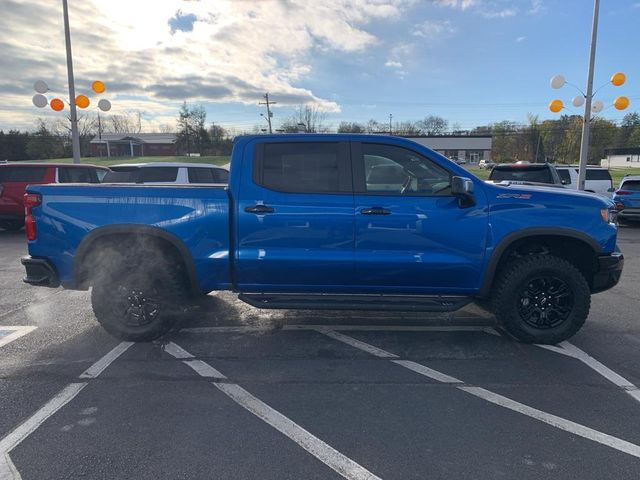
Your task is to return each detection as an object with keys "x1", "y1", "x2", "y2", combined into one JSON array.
[
  {"x1": 0, "y1": 163, "x2": 108, "y2": 231},
  {"x1": 488, "y1": 163, "x2": 564, "y2": 186}
]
